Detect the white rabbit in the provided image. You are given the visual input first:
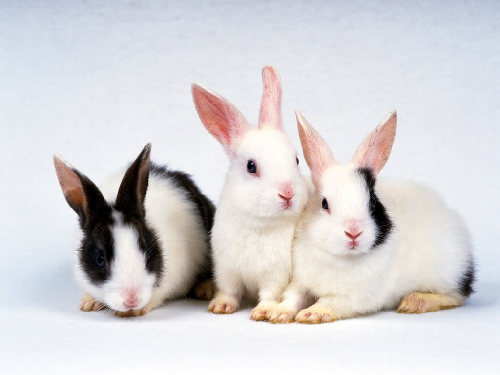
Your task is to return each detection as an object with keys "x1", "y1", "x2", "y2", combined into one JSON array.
[
  {"x1": 268, "y1": 111, "x2": 475, "y2": 324},
  {"x1": 191, "y1": 67, "x2": 309, "y2": 320}
]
